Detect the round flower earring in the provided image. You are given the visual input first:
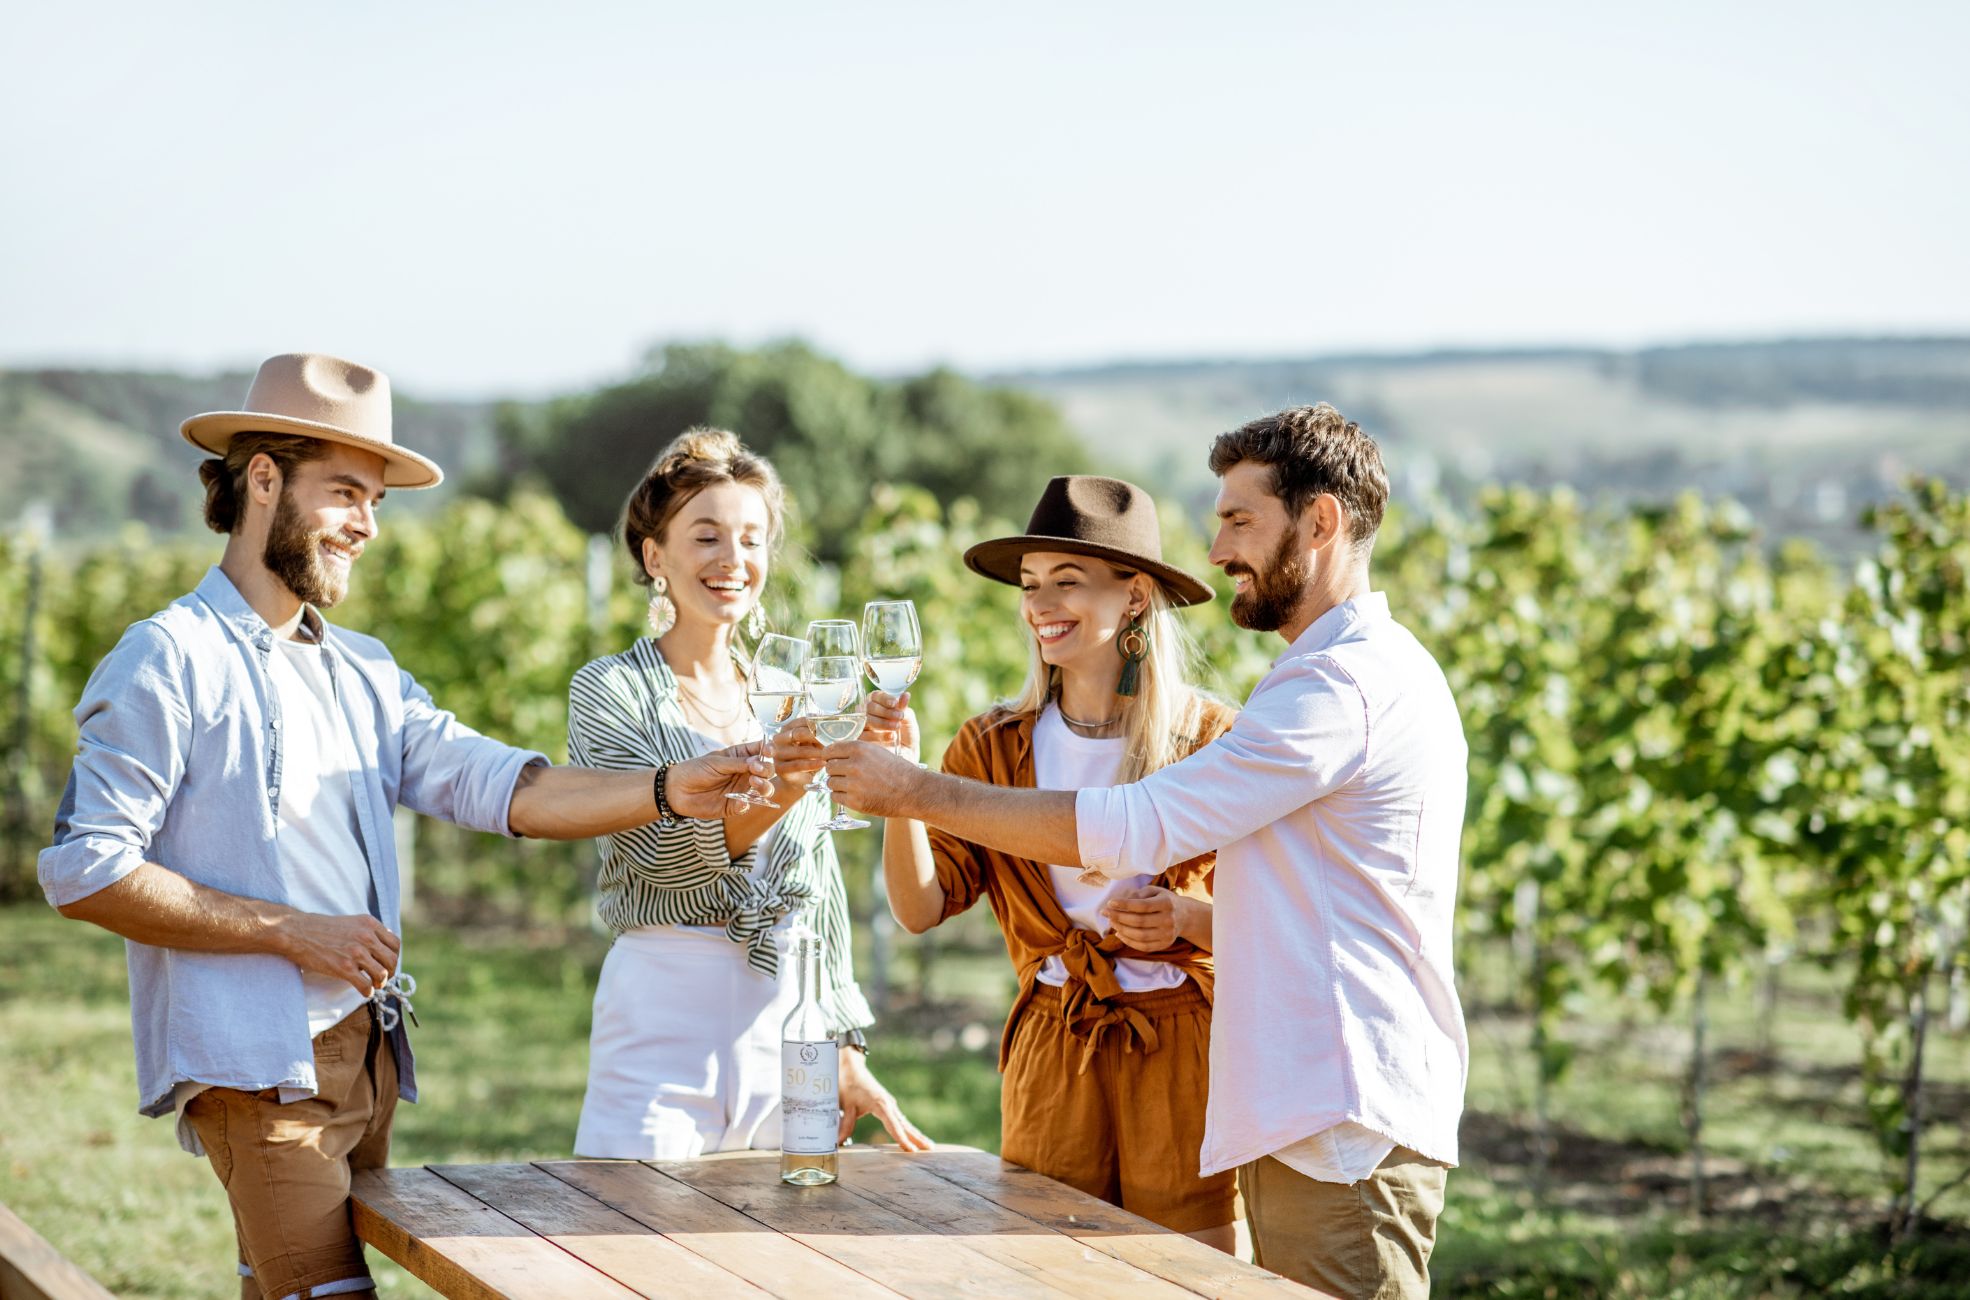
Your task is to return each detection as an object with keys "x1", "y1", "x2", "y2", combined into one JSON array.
[{"x1": 646, "y1": 575, "x2": 676, "y2": 637}]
